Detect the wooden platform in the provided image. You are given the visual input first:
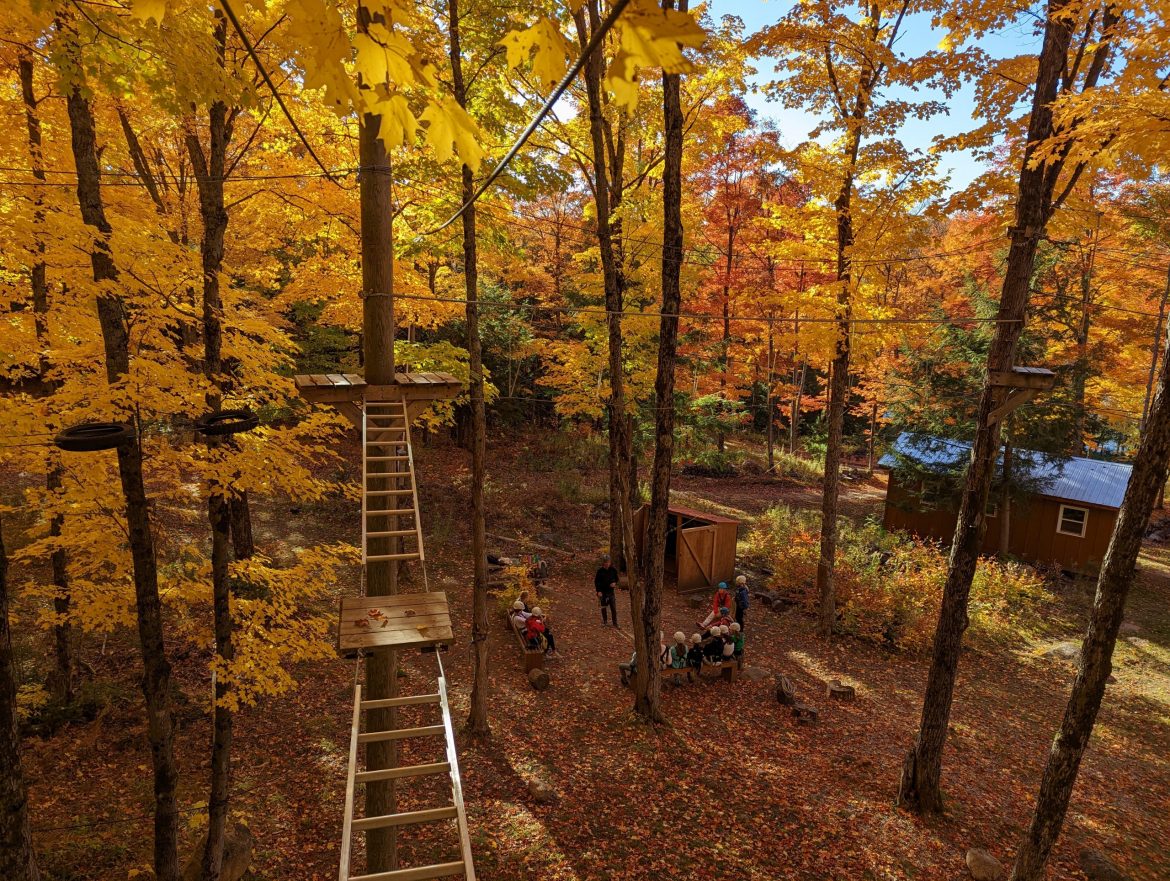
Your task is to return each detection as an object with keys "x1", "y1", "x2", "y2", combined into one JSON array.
[
  {"x1": 338, "y1": 593, "x2": 453, "y2": 653},
  {"x1": 294, "y1": 372, "x2": 463, "y2": 404}
]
